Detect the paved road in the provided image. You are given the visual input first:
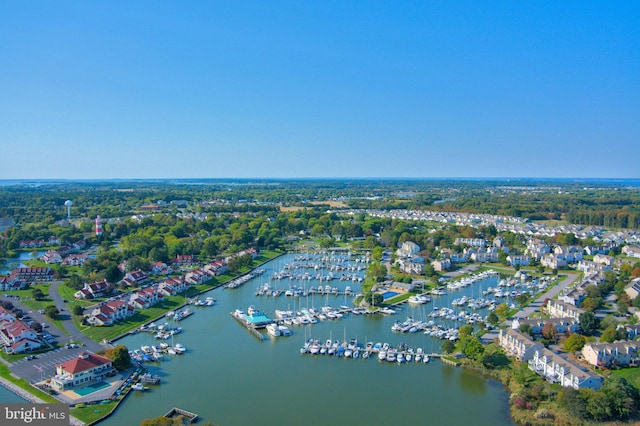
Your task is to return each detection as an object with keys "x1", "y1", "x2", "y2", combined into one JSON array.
[{"x1": 512, "y1": 272, "x2": 579, "y2": 320}]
